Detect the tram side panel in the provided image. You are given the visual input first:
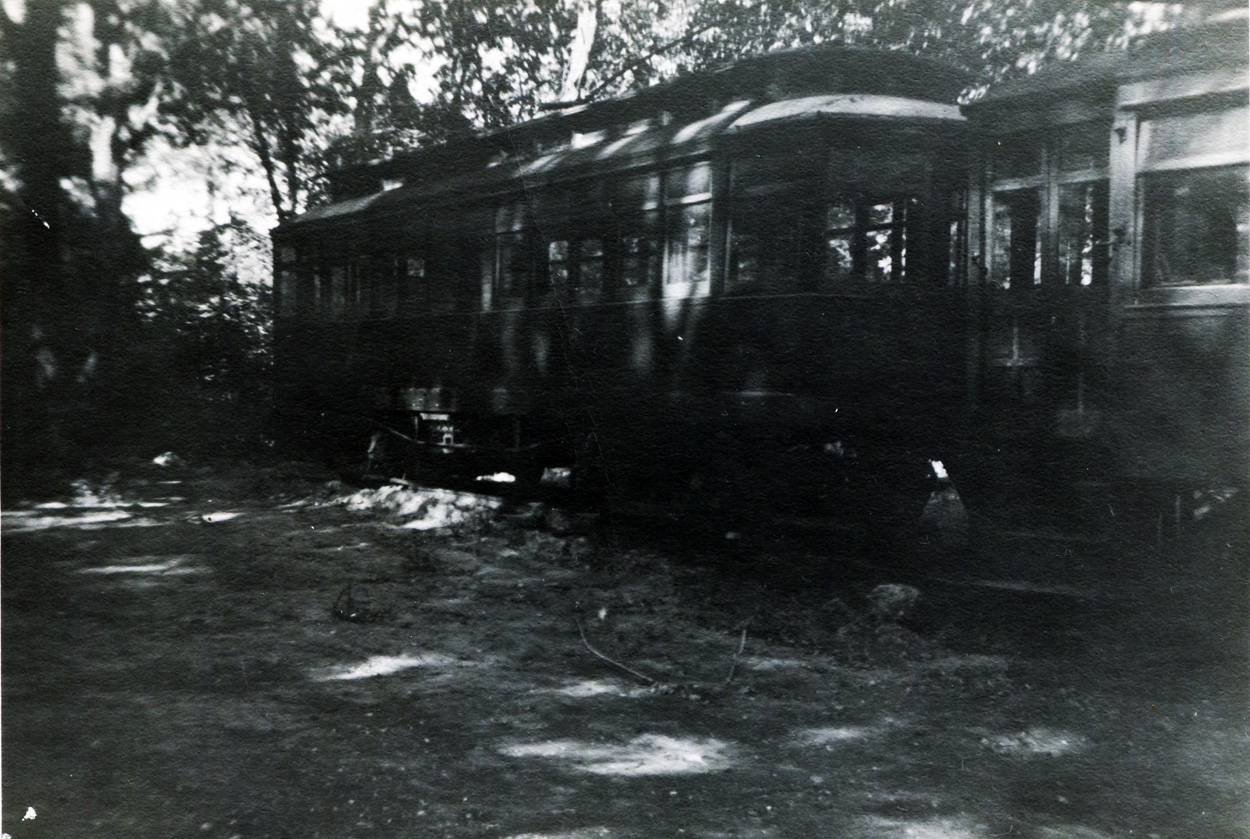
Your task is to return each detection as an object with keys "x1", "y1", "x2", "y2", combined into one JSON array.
[{"x1": 1113, "y1": 304, "x2": 1250, "y2": 488}]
